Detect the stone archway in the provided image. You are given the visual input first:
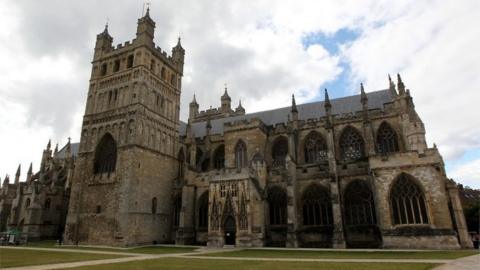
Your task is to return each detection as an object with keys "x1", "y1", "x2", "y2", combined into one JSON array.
[{"x1": 223, "y1": 216, "x2": 236, "y2": 245}]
